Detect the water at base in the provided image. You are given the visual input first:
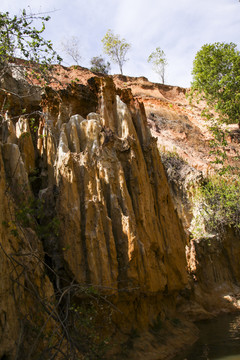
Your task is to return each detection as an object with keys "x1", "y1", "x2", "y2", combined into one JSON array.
[{"x1": 173, "y1": 313, "x2": 240, "y2": 360}]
